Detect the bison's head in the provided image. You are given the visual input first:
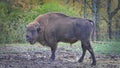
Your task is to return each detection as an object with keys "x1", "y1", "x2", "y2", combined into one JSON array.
[{"x1": 25, "y1": 22, "x2": 41, "y2": 44}]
